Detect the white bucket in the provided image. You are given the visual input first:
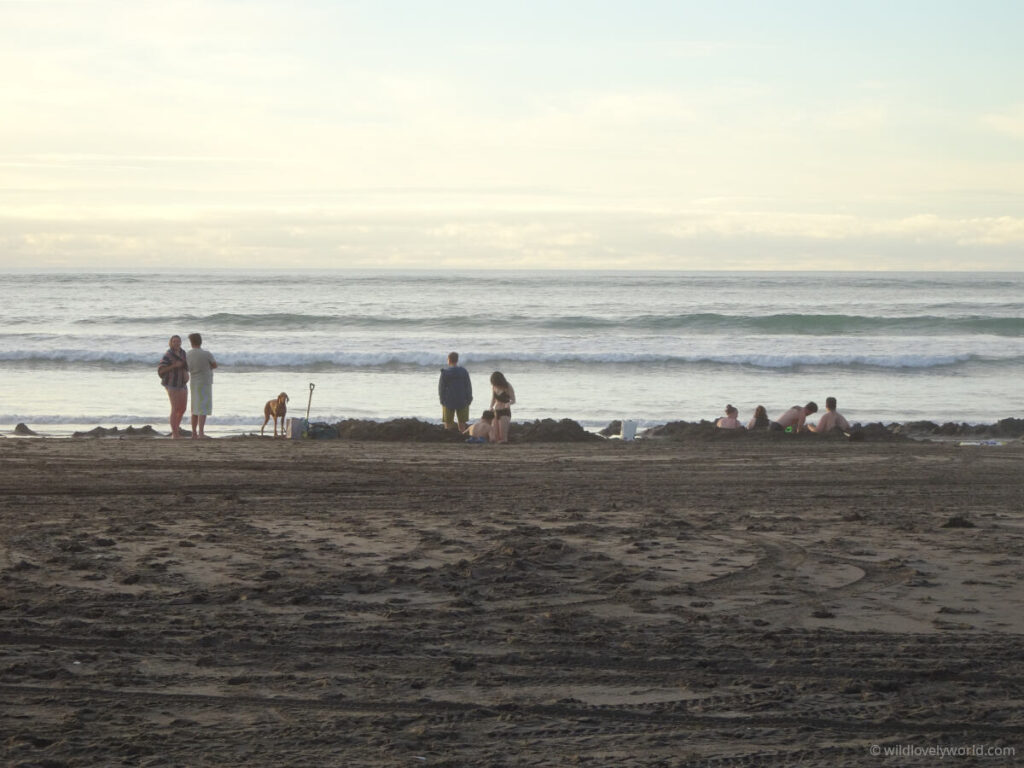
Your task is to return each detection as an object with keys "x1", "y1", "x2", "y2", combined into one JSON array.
[
  {"x1": 619, "y1": 419, "x2": 637, "y2": 441},
  {"x1": 285, "y1": 417, "x2": 308, "y2": 439}
]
